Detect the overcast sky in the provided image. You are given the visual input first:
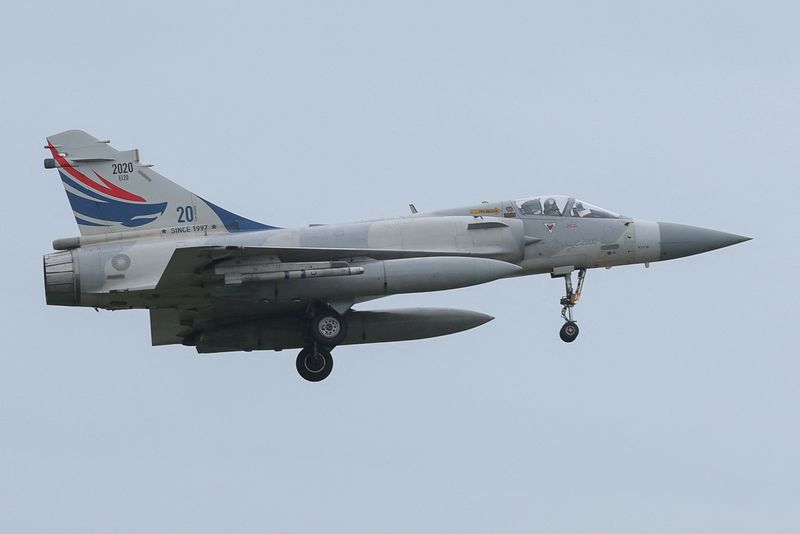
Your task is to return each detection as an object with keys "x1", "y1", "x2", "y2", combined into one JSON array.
[{"x1": 1, "y1": 1, "x2": 798, "y2": 532}]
